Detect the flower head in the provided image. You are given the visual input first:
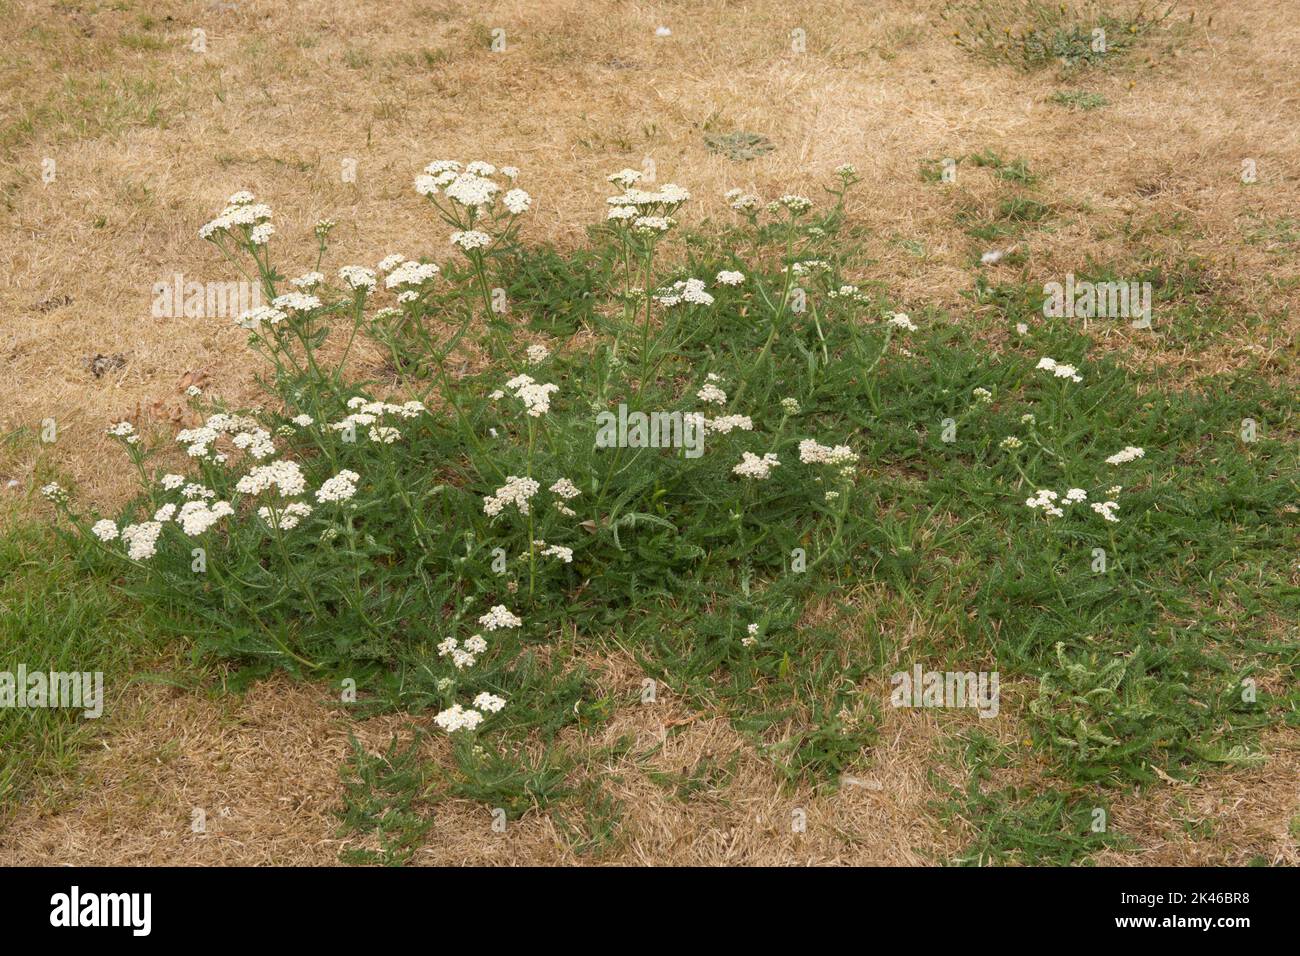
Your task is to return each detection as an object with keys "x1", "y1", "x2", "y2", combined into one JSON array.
[
  {"x1": 473, "y1": 692, "x2": 507, "y2": 713},
  {"x1": 237, "y1": 461, "x2": 307, "y2": 497},
  {"x1": 450, "y1": 230, "x2": 492, "y2": 252},
  {"x1": 503, "y1": 189, "x2": 531, "y2": 215},
  {"x1": 607, "y1": 169, "x2": 642, "y2": 189},
  {"x1": 733, "y1": 452, "x2": 780, "y2": 480},
  {"x1": 120, "y1": 521, "x2": 163, "y2": 560},
  {"x1": 1105, "y1": 446, "x2": 1145, "y2": 466},
  {"x1": 316, "y1": 469, "x2": 360, "y2": 503},
  {"x1": 478, "y1": 605, "x2": 523, "y2": 630},
  {"x1": 444, "y1": 173, "x2": 499, "y2": 207},
  {"x1": 385, "y1": 260, "x2": 439, "y2": 289},
  {"x1": 502, "y1": 374, "x2": 559, "y2": 417},
  {"x1": 798, "y1": 439, "x2": 856, "y2": 466},
  {"x1": 434, "y1": 704, "x2": 484, "y2": 732},
  {"x1": 484, "y1": 476, "x2": 540, "y2": 517},
  {"x1": 338, "y1": 265, "x2": 377, "y2": 292},
  {"x1": 696, "y1": 383, "x2": 727, "y2": 406}
]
